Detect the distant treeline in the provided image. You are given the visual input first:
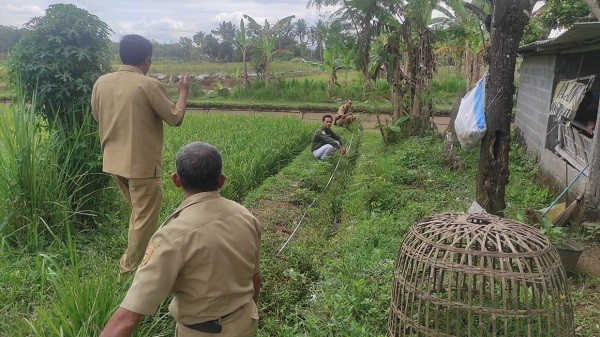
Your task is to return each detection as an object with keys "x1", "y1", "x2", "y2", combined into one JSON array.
[{"x1": 0, "y1": 17, "x2": 328, "y2": 63}]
